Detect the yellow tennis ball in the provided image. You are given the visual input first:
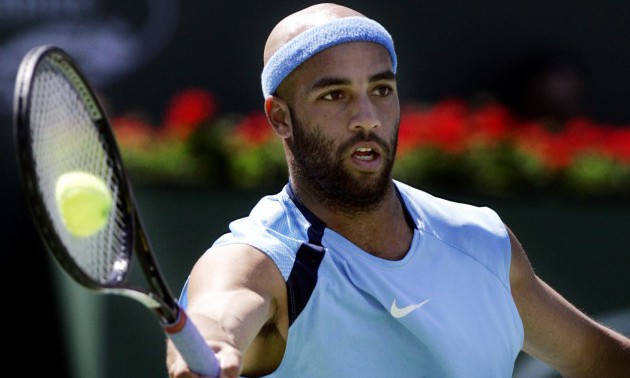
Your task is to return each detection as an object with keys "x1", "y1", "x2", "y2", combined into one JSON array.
[{"x1": 55, "y1": 171, "x2": 113, "y2": 237}]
